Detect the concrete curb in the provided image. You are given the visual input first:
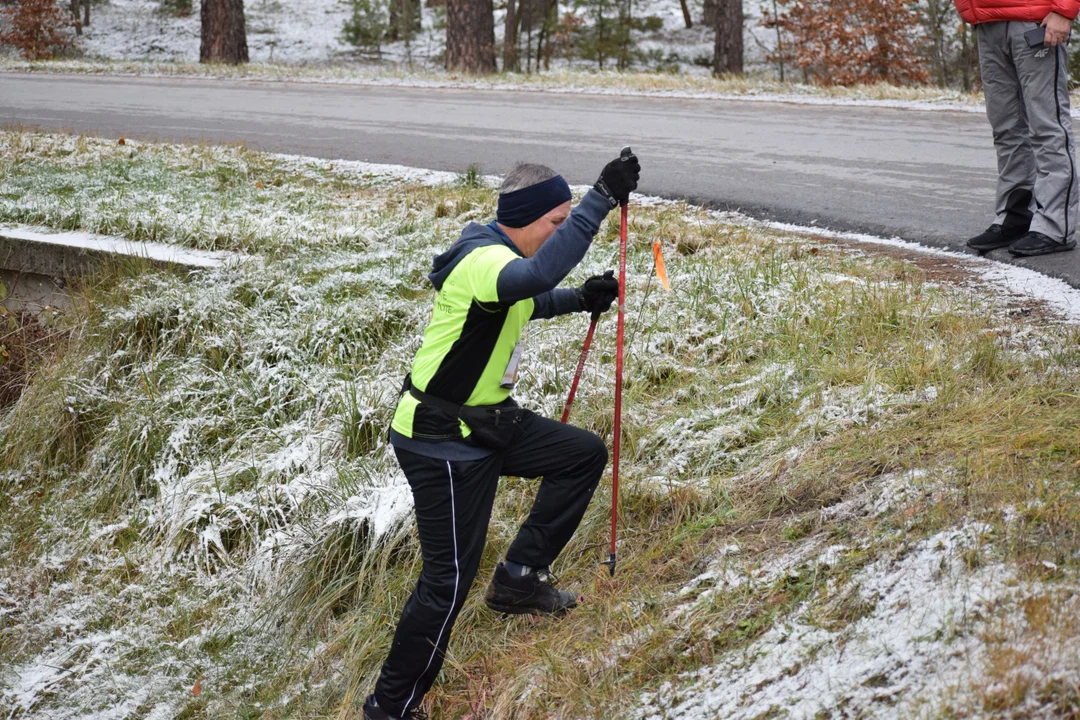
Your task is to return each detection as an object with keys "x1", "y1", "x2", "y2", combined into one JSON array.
[{"x1": 0, "y1": 226, "x2": 244, "y2": 277}]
